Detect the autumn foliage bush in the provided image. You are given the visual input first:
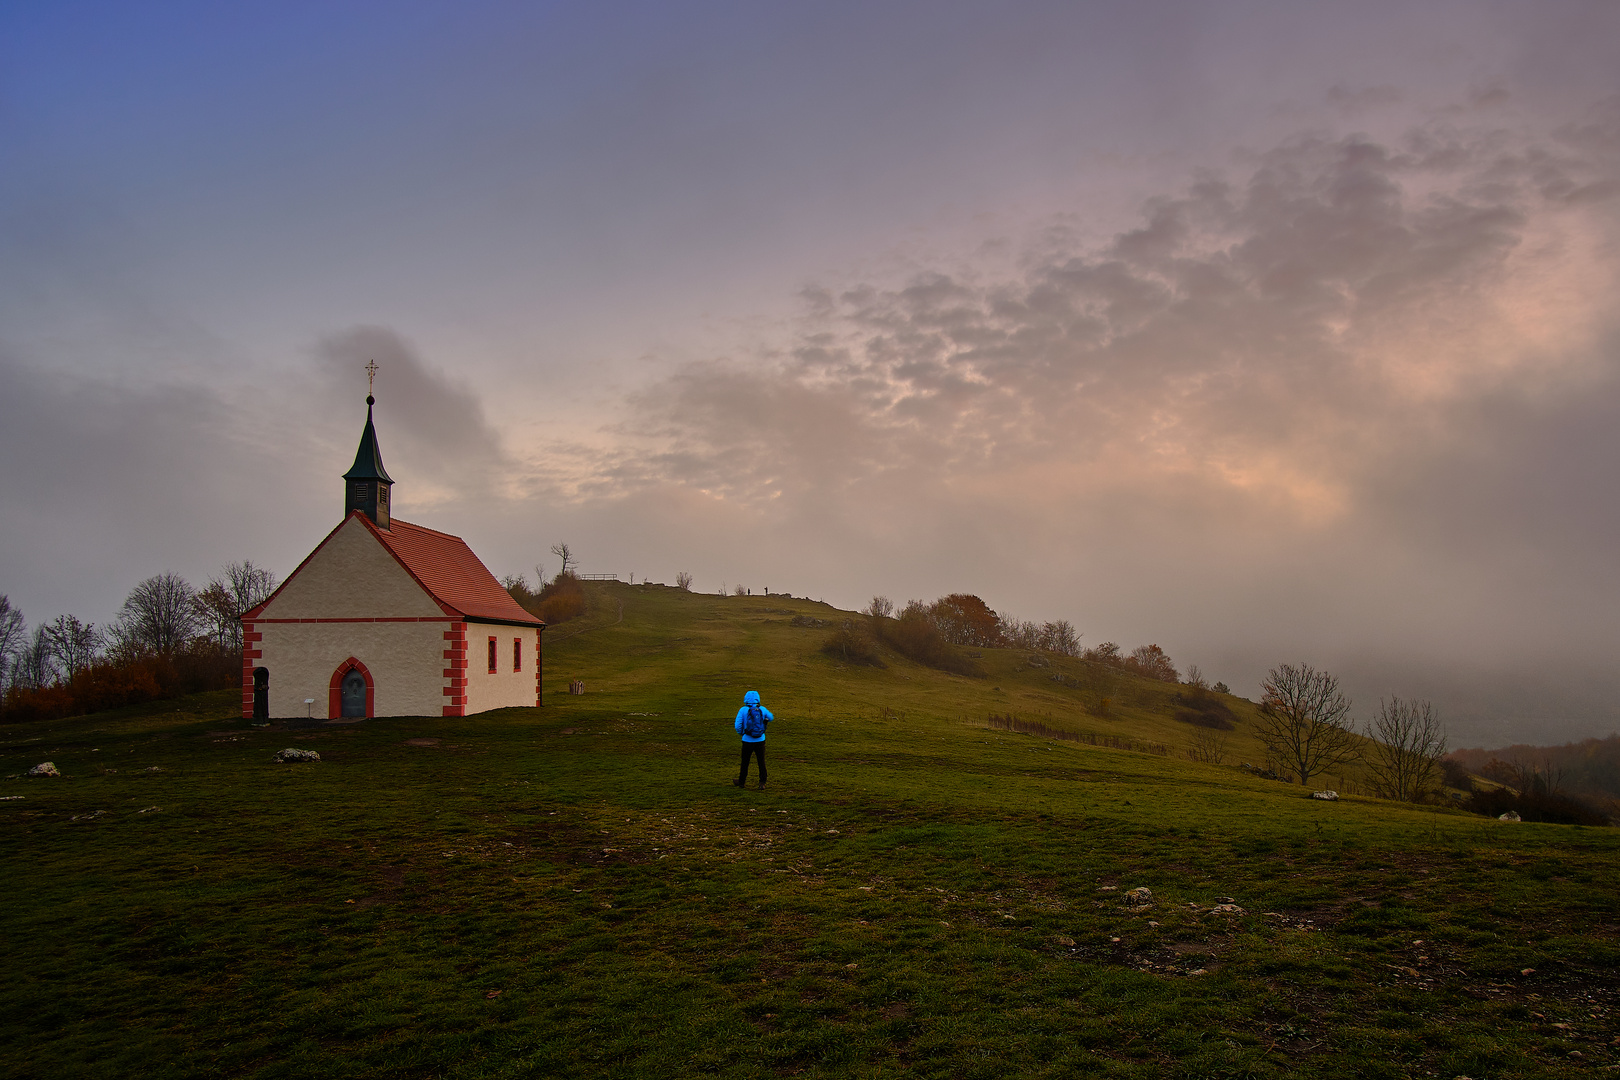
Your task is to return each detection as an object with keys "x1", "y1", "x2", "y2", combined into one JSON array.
[
  {"x1": 532, "y1": 572, "x2": 586, "y2": 625},
  {"x1": 875, "y1": 604, "x2": 982, "y2": 677},
  {"x1": 1, "y1": 644, "x2": 237, "y2": 723},
  {"x1": 820, "y1": 621, "x2": 886, "y2": 667}
]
